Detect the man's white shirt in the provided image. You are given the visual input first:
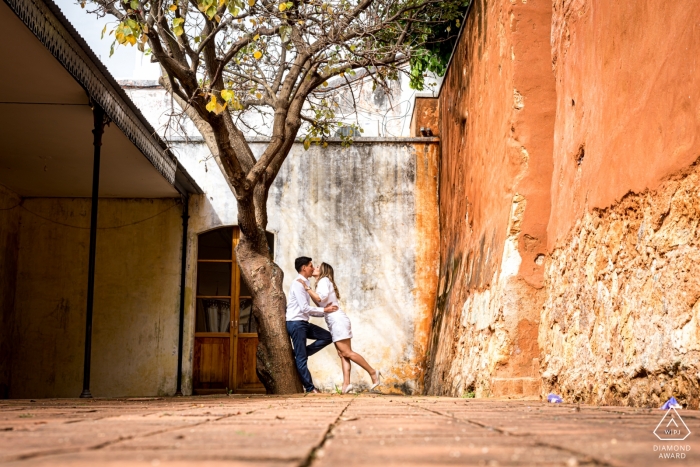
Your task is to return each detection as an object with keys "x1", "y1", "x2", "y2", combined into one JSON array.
[{"x1": 286, "y1": 274, "x2": 325, "y2": 321}]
